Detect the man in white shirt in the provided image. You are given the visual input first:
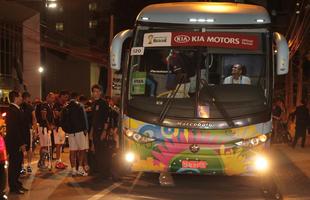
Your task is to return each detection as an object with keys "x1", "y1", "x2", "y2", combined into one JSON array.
[{"x1": 223, "y1": 64, "x2": 251, "y2": 85}]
